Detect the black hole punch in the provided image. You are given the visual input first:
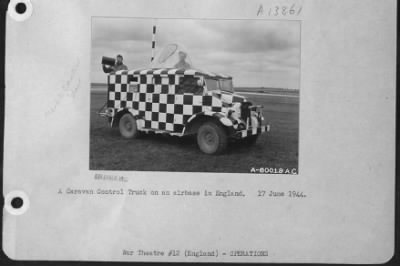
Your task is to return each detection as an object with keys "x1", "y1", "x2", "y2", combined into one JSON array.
[
  {"x1": 15, "y1": 2, "x2": 27, "y2": 15},
  {"x1": 11, "y1": 197, "x2": 23, "y2": 209}
]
